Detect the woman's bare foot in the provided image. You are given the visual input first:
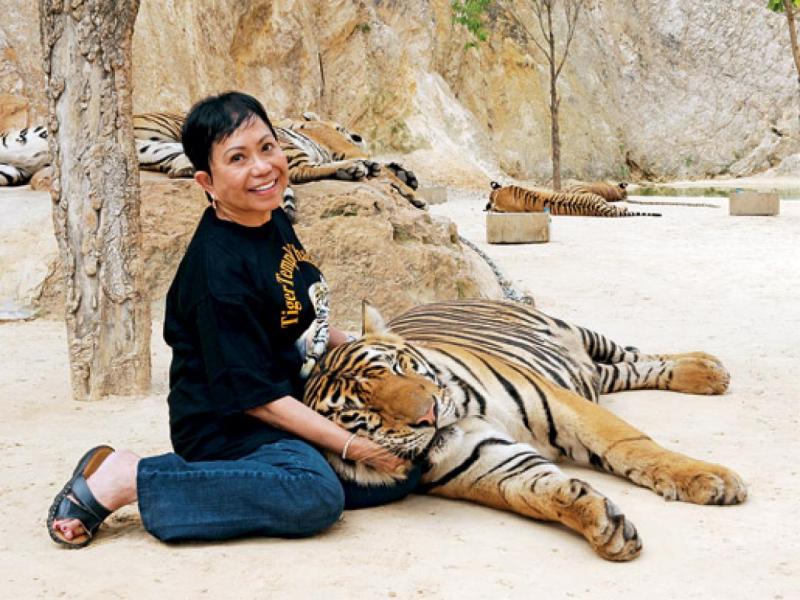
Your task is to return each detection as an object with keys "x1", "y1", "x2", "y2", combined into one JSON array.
[{"x1": 52, "y1": 449, "x2": 140, "y2": 542}]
